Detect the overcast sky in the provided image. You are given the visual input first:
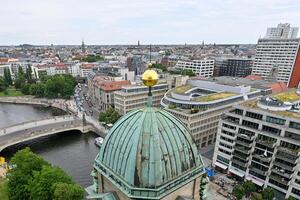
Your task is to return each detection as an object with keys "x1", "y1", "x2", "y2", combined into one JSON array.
[{"x1": 1, "y1": 0, "x2": 300, "y2": 45}]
